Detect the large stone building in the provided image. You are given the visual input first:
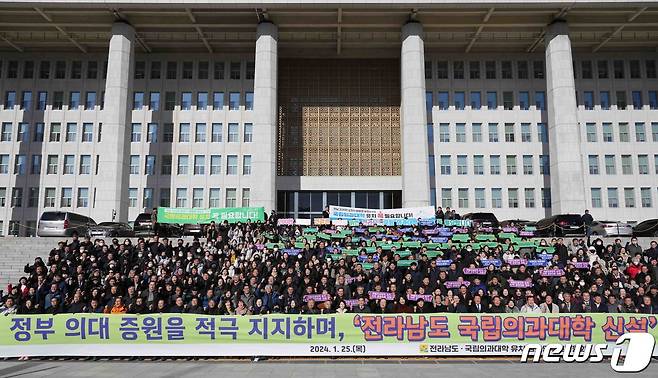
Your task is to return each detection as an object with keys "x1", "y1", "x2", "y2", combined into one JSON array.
[{"x1": 0, "y1": 0, "x2": 657, "y2": 235}]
